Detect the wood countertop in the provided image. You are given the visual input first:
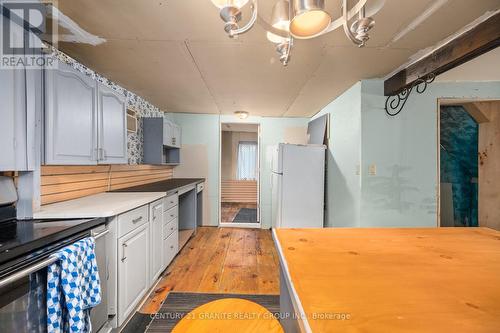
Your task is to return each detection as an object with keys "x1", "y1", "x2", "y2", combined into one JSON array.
[{"x1": 273, "y1": 227, "x2": 500, "y2": 333}]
